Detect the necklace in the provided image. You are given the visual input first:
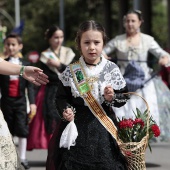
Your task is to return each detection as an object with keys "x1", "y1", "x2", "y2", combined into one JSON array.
[
  {"x1": 50, "y1": 47, "x2": 61, "y2": 58},
  {"x1": 85, "y1": 57, "x2": 102, "y2": 66}
]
